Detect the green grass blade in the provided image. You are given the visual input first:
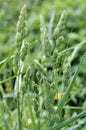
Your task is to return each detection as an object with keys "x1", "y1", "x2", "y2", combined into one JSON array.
[
  {"x1": 58, "y1": 52, "x2": 86, "y2": 112},
  {"x1": 59, "y1": 40, "x2": 86, "y2": 55},
  {"x1": 0, "y1": 71, "x2": 25, "y2": 84},
  {"x1": 66, "y1": 120, "x2": 85, "y2": 130},
  {"x1": 0, "y1": 46, "x2": 16, "y2": 73},
  {"x1": 27, "y1": 91, "x2": 37, "y2": 130},
  {"x1": 49, "y1": 111, "x2": 86, "y2": 130}
]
